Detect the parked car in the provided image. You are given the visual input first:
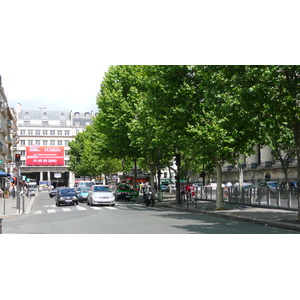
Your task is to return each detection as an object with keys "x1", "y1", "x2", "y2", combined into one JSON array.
[
  {"x1": 257, "y1": 181, "x2": 279, "y2": 193},
  {"x1": 233, "y1": 182, "x2": 256, "y2": 190},
  {"x1": 55, "y1": 188, "x2": 79, "y2": 206},
  {"x1": 76, "y1": 187, "x2": 90, "y2": 202},
  {"x1": 87, "y1": 185, "x2": 115, "y2": 206},
  {"x1": 160, "y1": 185, "x2": 168, "y2": 192},
  {"x1": 165, "y1": 184, "x2": 176, "y2": 193},
  {"x1": 29, "y1": 188, "x2": 36, "y2": 196},
  {"x1": 279, "y1": 181, "x2": 298, "y2": 189},
  {"x1": 49, "y1": 187, "x2": 58, "y2": 198},
  {"x1": 115, "y1": 184, "x2": 138, "y2": 201},
  {"x1": 207, "y1": 183, "x2": 225, "y2": 189}
]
